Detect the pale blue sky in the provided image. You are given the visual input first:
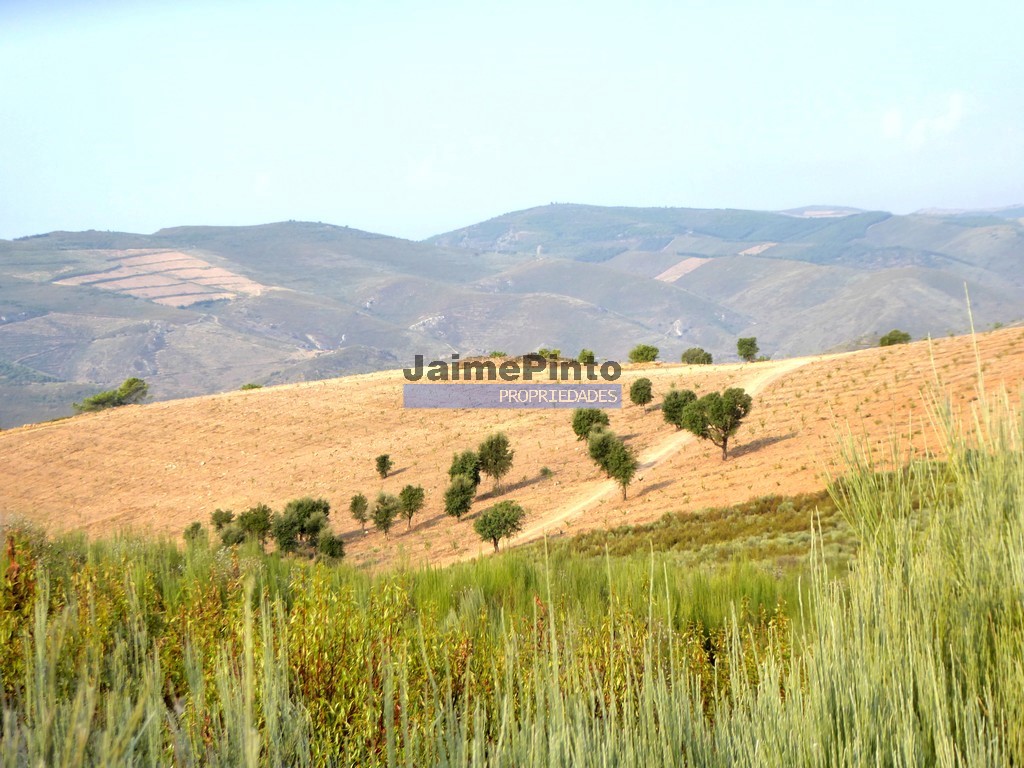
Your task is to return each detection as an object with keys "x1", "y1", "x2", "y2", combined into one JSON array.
[{"x1": 2, "y1": 0, "x2": 1021, "y2": 240}]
